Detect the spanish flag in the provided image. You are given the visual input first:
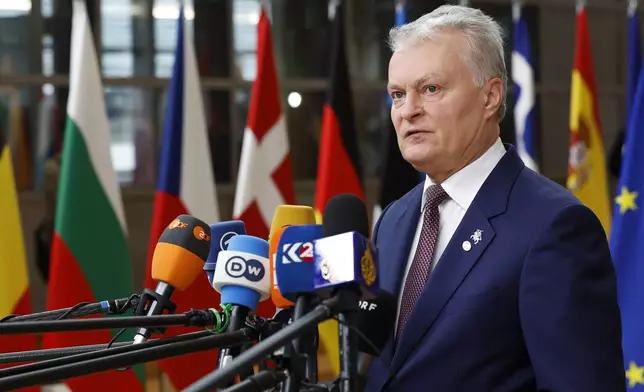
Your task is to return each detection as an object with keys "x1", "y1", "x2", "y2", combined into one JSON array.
[
  {"x1": 566, "y1": 5, "x2": 611, "y2": 235},
  {"x1": 0, "y1": 99, "x2": 37, "y2": 392},
  {"x1": 314, "y1": 0, "x2": 366, "y2": 380}
]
